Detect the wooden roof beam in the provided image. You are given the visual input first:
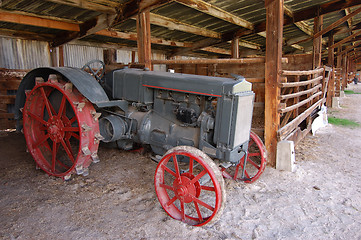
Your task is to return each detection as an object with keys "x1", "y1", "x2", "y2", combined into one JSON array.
[
  {"x1": 330, "y1": 29, "x2": 361, "y2": 49},
  {"x1": 51, "y1": 13, "x2": 117, "y2": 47},
  {"x1": 0, "y1": 11, "x2": 228, "y2": 55},
  {"x1": 147, "y1": 13, "x2": 221, "y2": 39},
  {"x1": 51, "y1": 0, "x2": 170, "y2": 47},
  {"x1": 174, "y1": 0, "x2": 254, "y2": 30},
  {"x1": 284, "y1": 5, "x2": 313, "y2": 36},
  {"x1": 45, "y1": 0, "x2": 117, "y2": 14}
]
